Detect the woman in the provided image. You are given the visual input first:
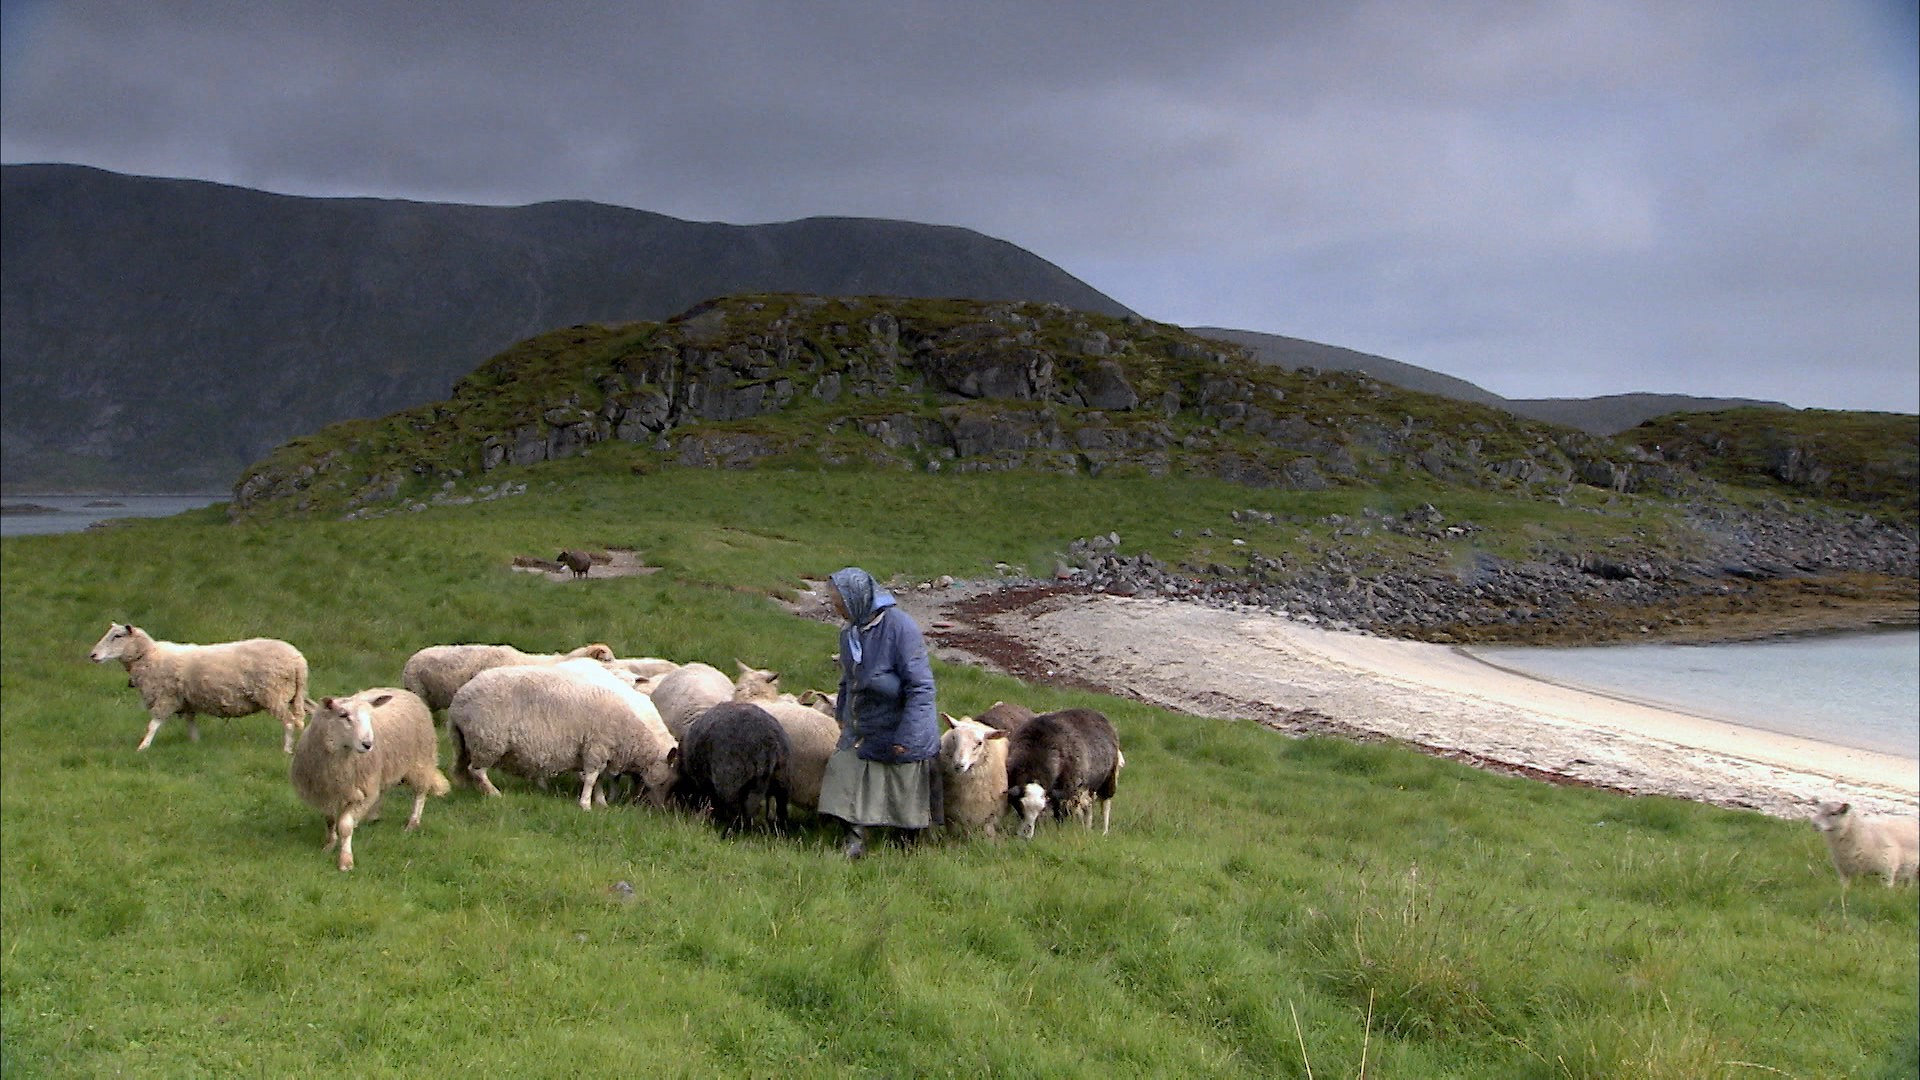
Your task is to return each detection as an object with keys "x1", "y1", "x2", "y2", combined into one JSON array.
[{"x1": 815, "y1": 566, "x2": 943, "y2": 857}]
